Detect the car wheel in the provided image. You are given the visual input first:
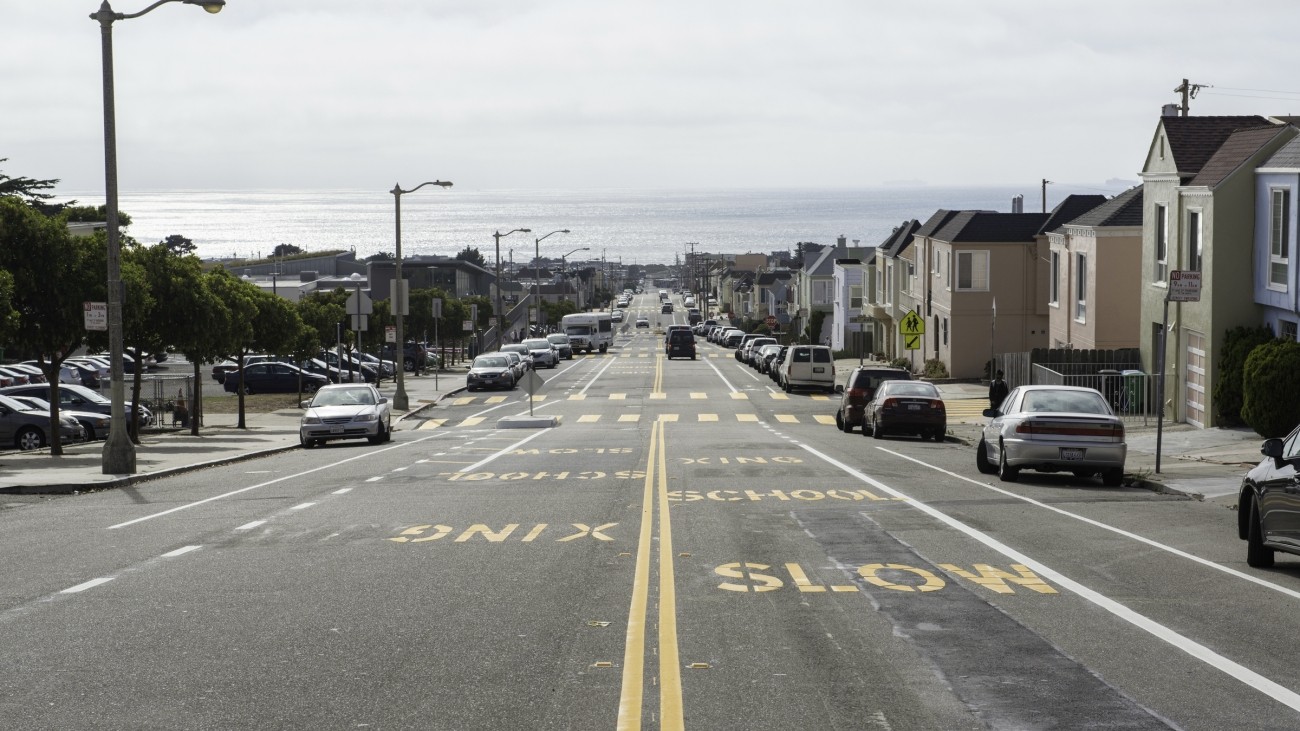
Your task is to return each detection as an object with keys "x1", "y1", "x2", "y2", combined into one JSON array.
[
  {"x1": 1101, "y1": 468, "x2": 1124, "y2": 487},
  {"x1": 301, "y1": 434, "x2": 315, "y2": 449},
  {"x1": 304, "y1": 381, "x2": 320, "y2": 394},
  {"x1": 383, "y1": 419, "x2": 393, "y2": 443},
  {"x1": 872, "y1": 419, "x2": 884, "y2": 439},
  {"x1": 16, "y1": 426, "x2": 46, "y2": 451},
  {"x1": 368, "y1": 422, "x2": 387, "y2": 445},
  {"x1": 975, "y1": 438, "x2": 996, "y2": 474},
  {"x1": 82, "y1": 424, "x2": 97, "y2": 441},
  {"x1": 997, "y1": 442, "x2": 1019, "y2": 482},
  {"x1": 835, "y1": 410, "x2": 846, "y2": 432},
  {"x1": 931, "y1": 430, "x2": 945, "y2": 442},
  {"x1": 1247, "y1": 501, "x2": 1275, "y2": 568}
]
